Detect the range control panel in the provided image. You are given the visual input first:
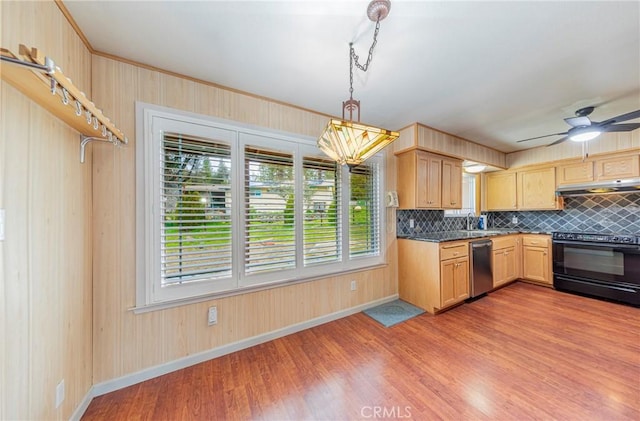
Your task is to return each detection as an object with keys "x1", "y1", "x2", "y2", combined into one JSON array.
[{"x1": 552, "y1": 232, "x2": 638, "y2": 244}]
